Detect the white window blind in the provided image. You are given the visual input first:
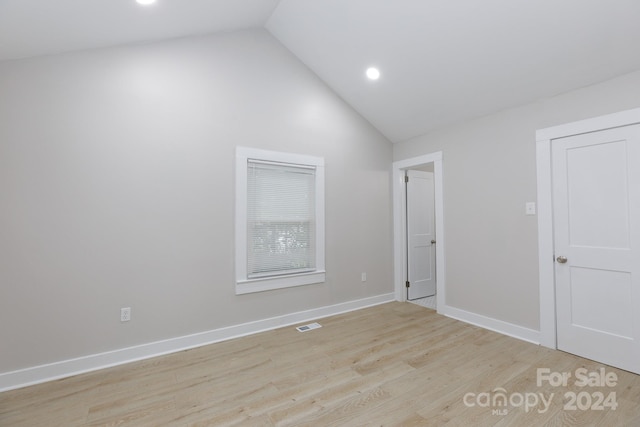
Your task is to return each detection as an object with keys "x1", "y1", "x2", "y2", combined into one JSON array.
[{"x1": 247, "y1": 160, "x2": 316, "y2": 278}]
